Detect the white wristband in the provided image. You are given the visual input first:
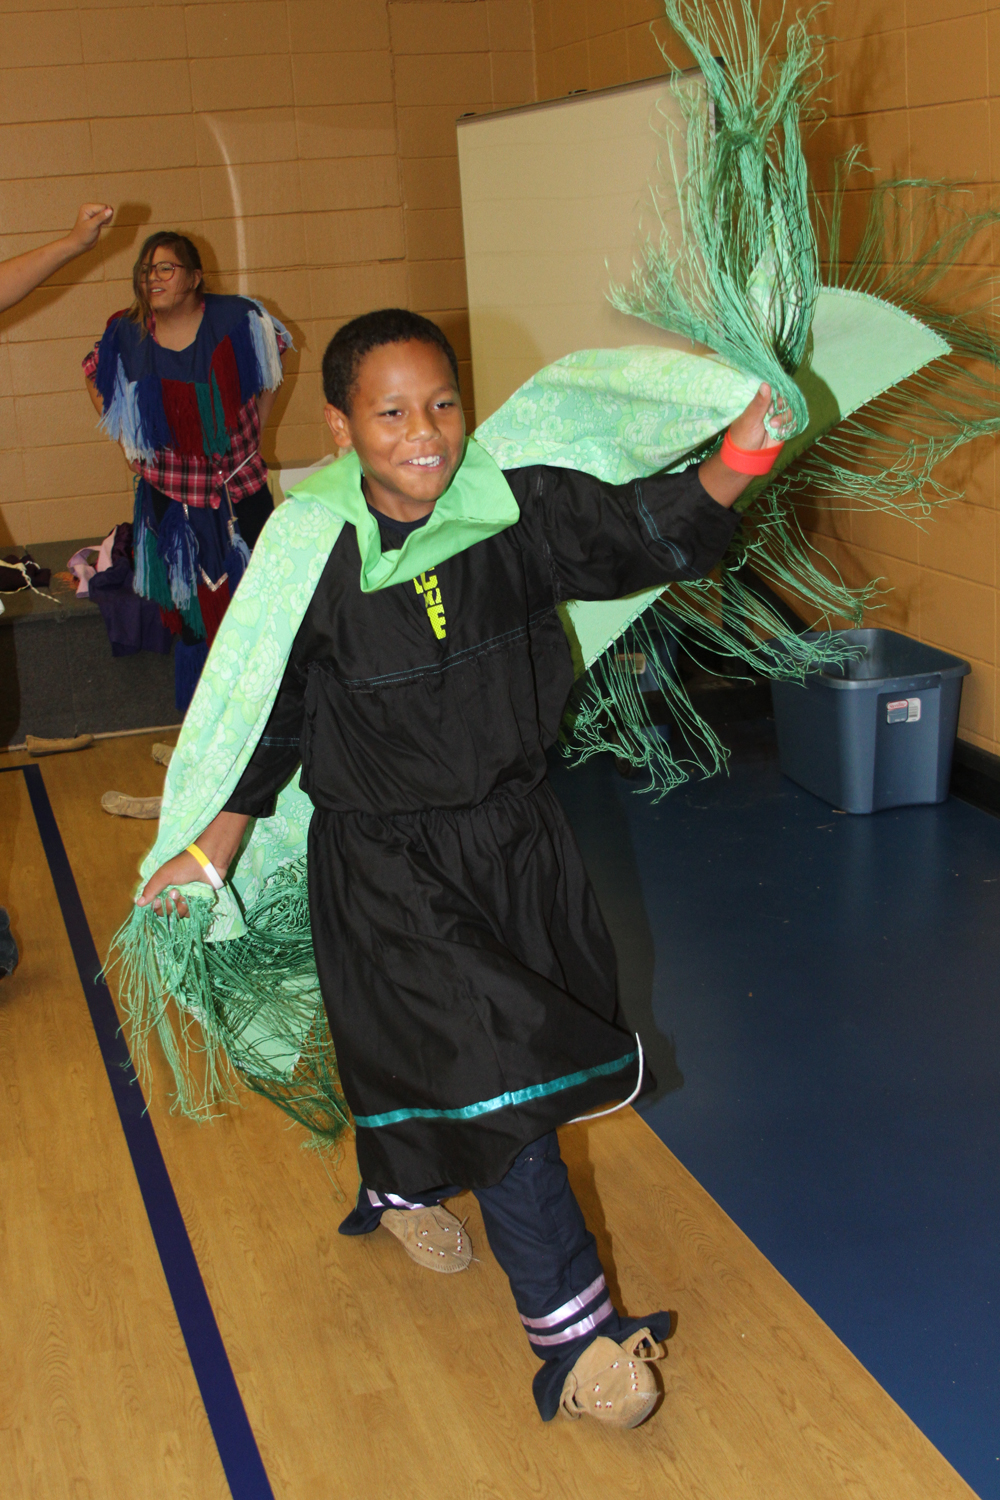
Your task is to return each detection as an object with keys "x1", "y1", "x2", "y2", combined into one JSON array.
[{"x1": 186, "y1": 842, "x2": 225, "y2": 890}]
